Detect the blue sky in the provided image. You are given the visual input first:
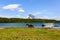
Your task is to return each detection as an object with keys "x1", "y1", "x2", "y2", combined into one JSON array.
[{"x1": 0, "y1": 0, "x2": 60, "y2": 20}]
